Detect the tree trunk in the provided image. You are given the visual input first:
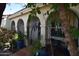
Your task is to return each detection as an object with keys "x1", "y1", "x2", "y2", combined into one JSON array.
[
  {"x1": 59, "y1": 4, "x2": 78, "y2": 56},
  {"x1": 0, "y1": 3, "x2": 6, "y2": 25}
]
